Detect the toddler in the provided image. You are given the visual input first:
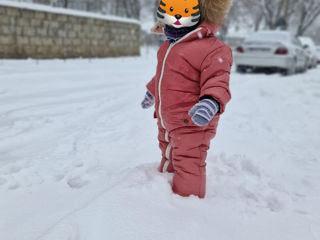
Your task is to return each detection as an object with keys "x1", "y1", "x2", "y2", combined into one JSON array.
[{"x1": 142, "y1": 0, "x2": 232, "y2": 198}]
